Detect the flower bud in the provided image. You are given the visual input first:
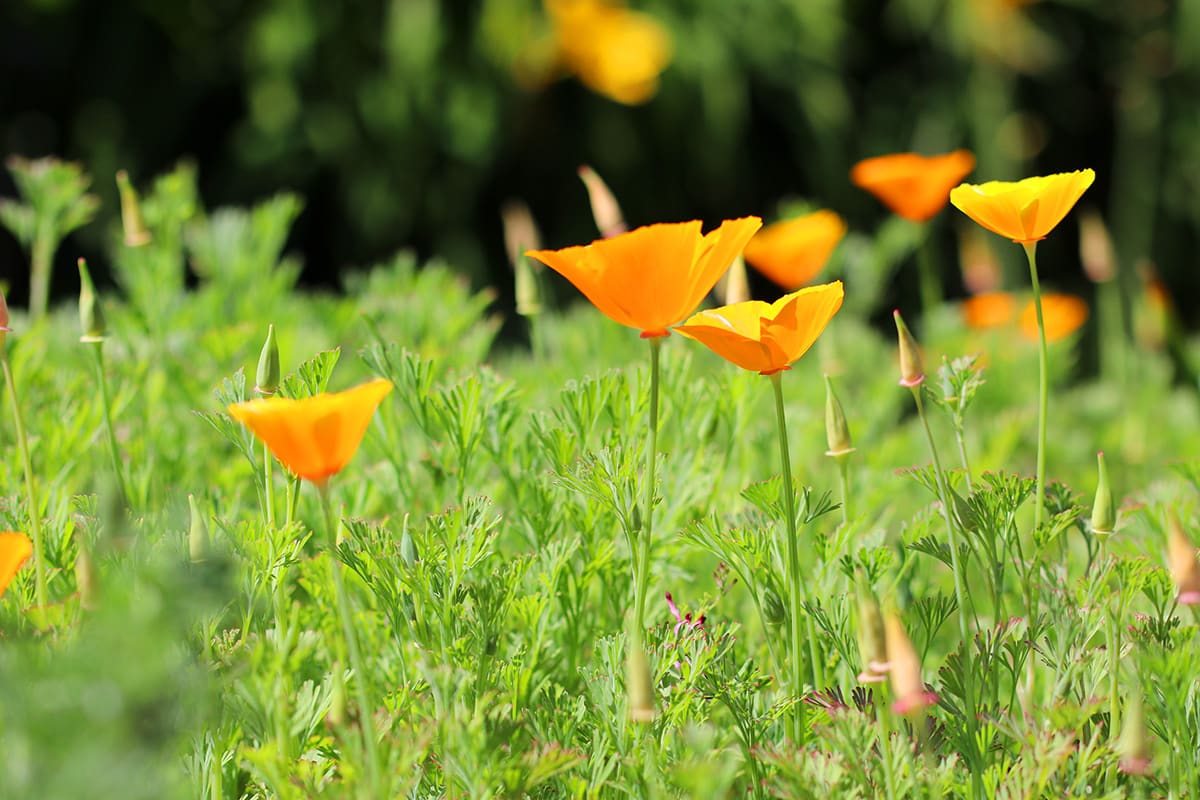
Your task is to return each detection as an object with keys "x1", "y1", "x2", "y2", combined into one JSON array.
[
  {"x1": 824, "y1": 375, "x2": 854, "y2": 458},
  {"x1": 626, "y1": 636, "x2": 657, "y2": 723},
  {"x1": 116, "y1": 170, "x2": 151, "y2": 247},
  {"x1": 1117, "y1": 691, "x2": 1152, "y2": 776},
  {"x1": 1167, "y1": 510, "x2": 1200, "y2": 605},
  {"x1": 255, "y1": 324, "x2": 280, "y2": 395},
  {"x1": 0, "y1": 286, "x2": 10, "y2": 334},
  {"x1": 893, "y1": 310, "x2": 924, "y2": 388},
  {"x1": 578, "y1": 165, "x2": 627, "y2": 238},
  {"x1": 399, "y1": 525, "x2": 419, "y2": 566},
  {"x1": 327, "y1": 661, "x2": 347, "y2": 727},
  {"x1": 854, "y1": 576, "x2": 887, "y2": 683},
  {"x1": 502, "y1": 200, "x2": 544, "y2": 317},
  {"x1": 1090, "y1": 451, "x2": 1115, "y2": 535},
  {"x1": 716, "y1": 255, "x2": 751, "y2": 305},
  {"x1": 75, "y1": 543, "x2": 99, "y2": 611},
  {"x1": 885, "y1": 612, "x2": 937, "y2": 716},
  {"x1": 1079, "y1": 209, "x2": 1115, "y2": 284},
  {"x1": 762, "y1": 586, "x2": 786, "y2": 628},
  {"x1": 188, "y1": 493, "x2": 210, "y2": 564},
  {"x1": 77, "y1": 259, "x2": 106, "y2": 343}
]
